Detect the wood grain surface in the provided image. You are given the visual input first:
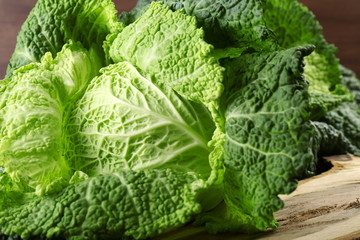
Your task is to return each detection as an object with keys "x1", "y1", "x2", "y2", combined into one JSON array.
[{"x1": 0, "y1": 0, "x2": 359, "y2": 78}]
